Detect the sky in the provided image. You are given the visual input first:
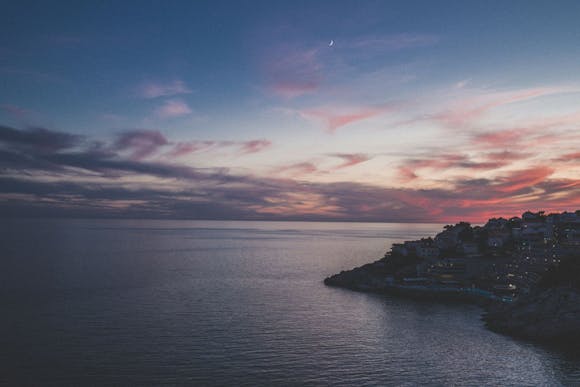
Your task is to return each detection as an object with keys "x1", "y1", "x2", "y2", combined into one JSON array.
[{"x1": 0, "y1": 0, "x2": 579, "y2": 223}]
